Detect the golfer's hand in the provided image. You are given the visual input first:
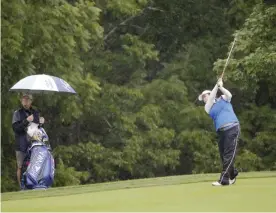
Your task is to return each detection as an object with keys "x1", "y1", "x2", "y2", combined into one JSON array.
[
  {"x1": 27, "y1": 115, "x2": 34, "y2": 122},
  {"x1": 217, "y1": 78, "x2": 223, "y2": 88},
  {"x1": 39, "y1": 117, "x2": 45, "y2": 124}
]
